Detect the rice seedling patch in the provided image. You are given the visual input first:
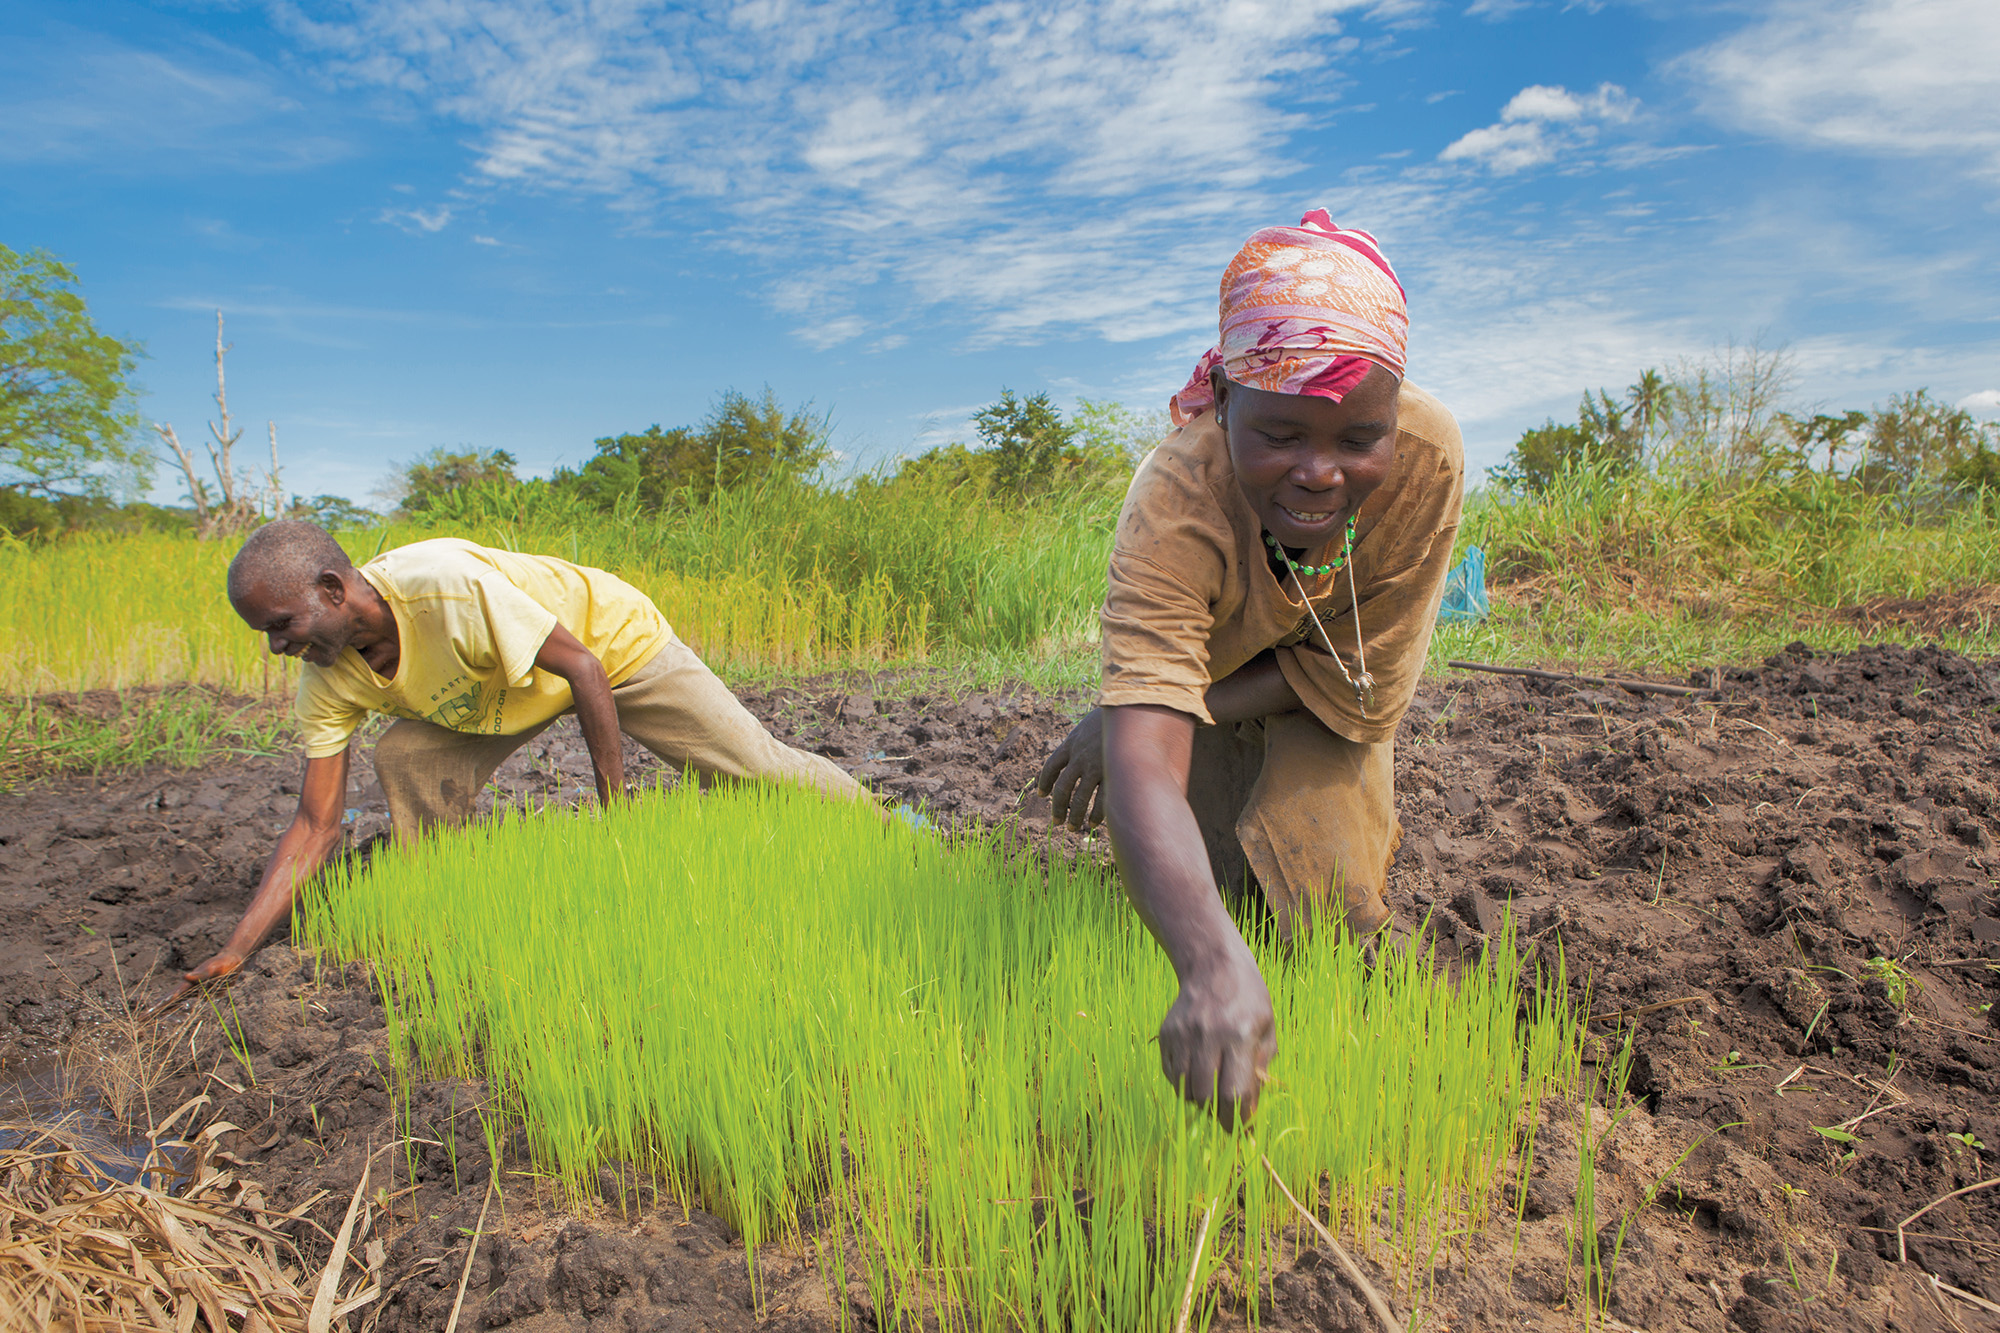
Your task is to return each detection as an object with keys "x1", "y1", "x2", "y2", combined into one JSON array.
[{"x1": 300, "y1": 781, "x2": 1583, "y2": 1329}]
